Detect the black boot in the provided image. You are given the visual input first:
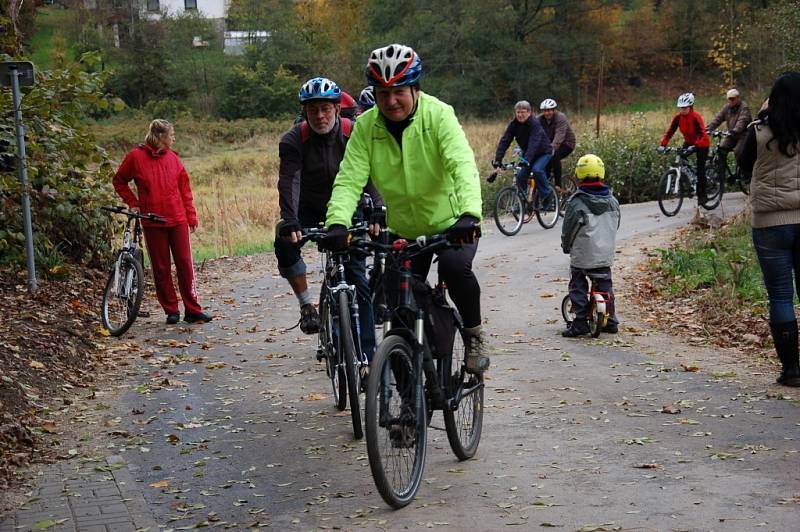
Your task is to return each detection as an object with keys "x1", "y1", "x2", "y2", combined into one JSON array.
[{"x1": 770, "y1": 320, "x2": 800, "y2": 387}]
